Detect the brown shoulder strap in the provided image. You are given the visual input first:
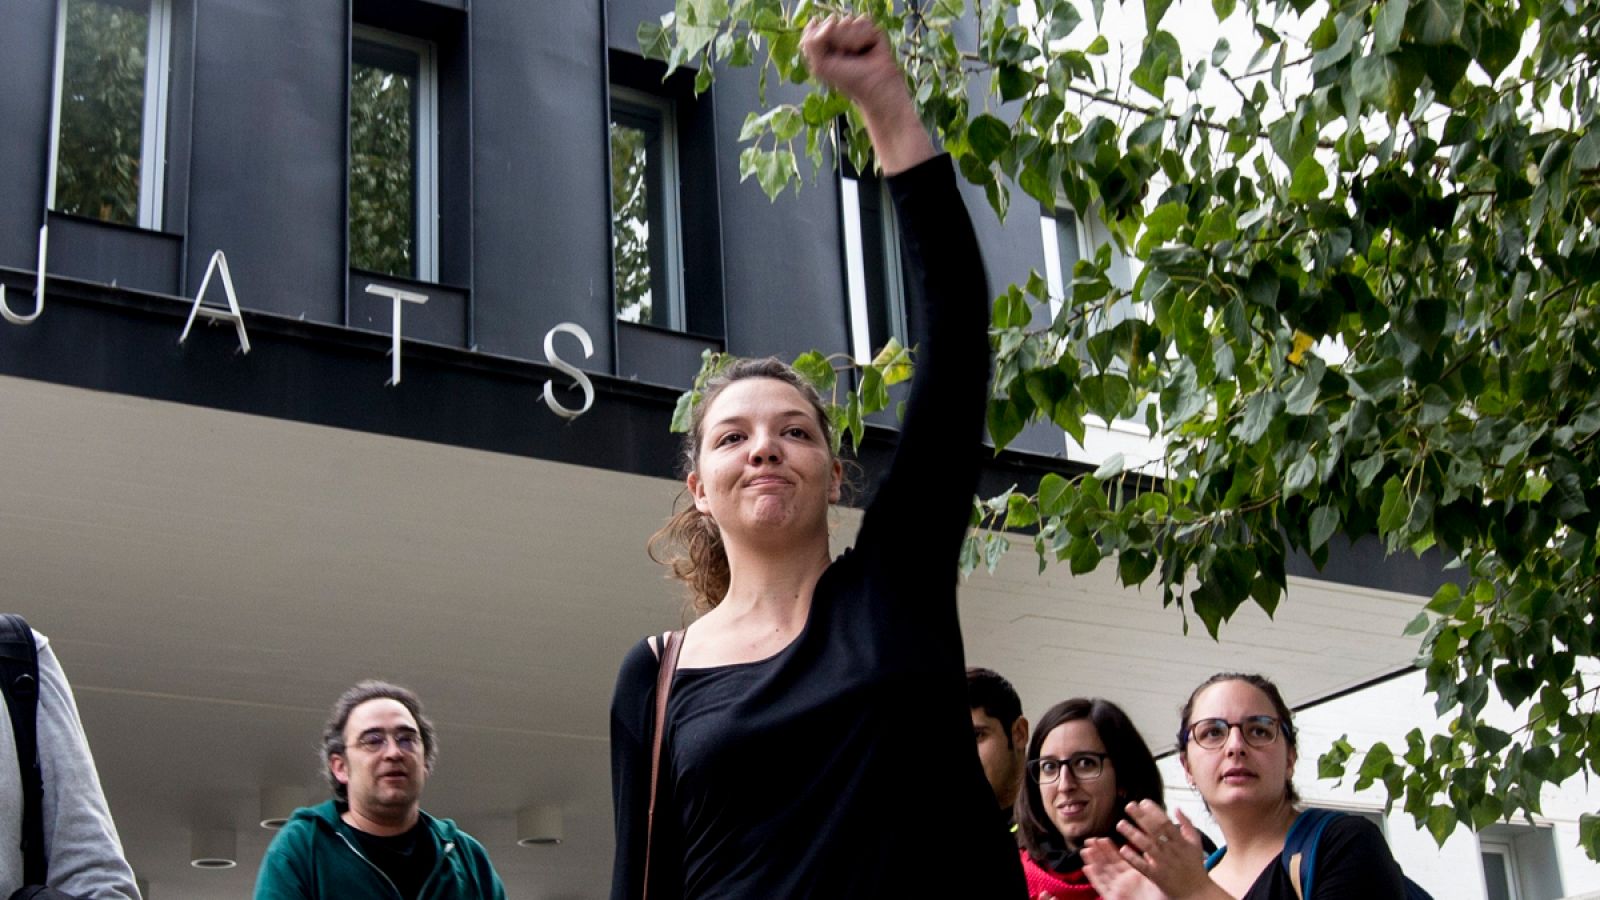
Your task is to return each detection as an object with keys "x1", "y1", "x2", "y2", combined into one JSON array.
[{"x1": 643, "y1": 629, "x2": 684, "y2": 900}]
